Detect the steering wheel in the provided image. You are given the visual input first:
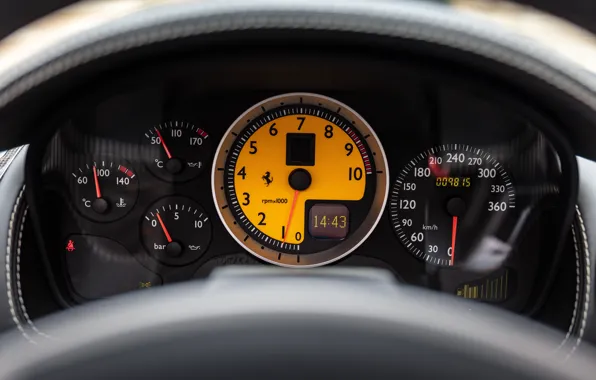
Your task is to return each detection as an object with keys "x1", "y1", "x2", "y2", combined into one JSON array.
[
  {"x1": 1, "y1": 1, "x2": 596, "y2": 379},
  {"x1": 0, "y1": 268, "x2": 594, "y2": 379}
]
